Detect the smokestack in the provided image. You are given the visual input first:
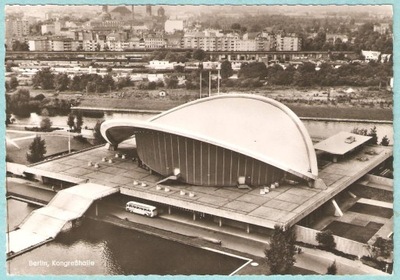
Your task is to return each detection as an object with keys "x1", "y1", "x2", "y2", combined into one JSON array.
[
  {"x1": 102, "y1": 5, "x2": 108, "y2": 13},
  {"x1": 146, "y1": 5, "x2": 152, "y2": 16}
]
